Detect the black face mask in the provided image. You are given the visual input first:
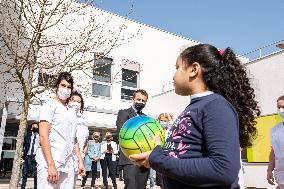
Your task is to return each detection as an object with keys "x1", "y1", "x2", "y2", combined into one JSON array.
[
  {"x1": 134, "y1": 102, "x2": 145, "y2": 112},
  {"x1": 32, "y1": 128, "x2": 39, "y2": 133}
]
